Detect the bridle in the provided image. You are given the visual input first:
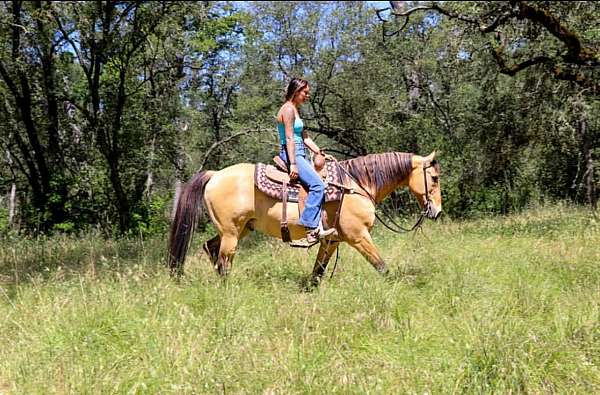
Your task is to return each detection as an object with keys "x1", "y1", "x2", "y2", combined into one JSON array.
[
  {"x1": 421, "y1": 160, "x2": 437, "y2": 220},
  {"x1": 378, "y1": 160, "x2": 436, "y2": 233}
]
